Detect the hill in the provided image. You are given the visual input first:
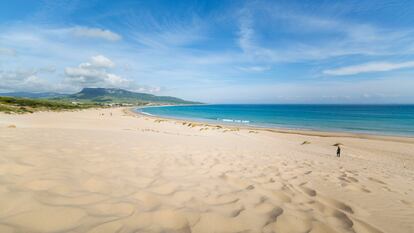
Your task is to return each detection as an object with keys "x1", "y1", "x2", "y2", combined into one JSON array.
[
  {"x1": 64, "y1": 88, "x2": 199, "y2": 105},
  {"x1": 0, "y1": 88, "x2": 200, "y2": 105}
]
